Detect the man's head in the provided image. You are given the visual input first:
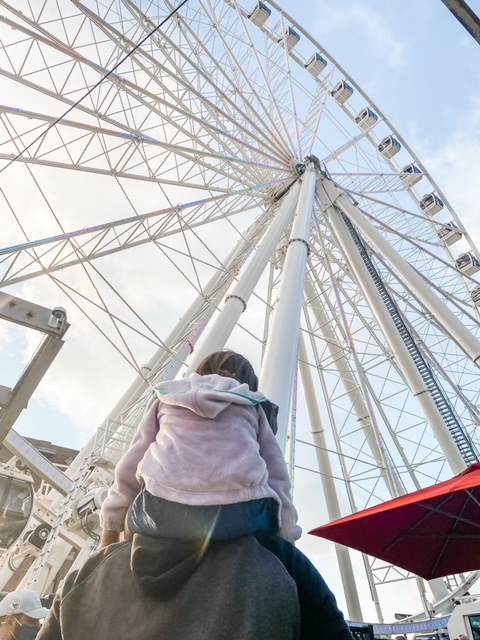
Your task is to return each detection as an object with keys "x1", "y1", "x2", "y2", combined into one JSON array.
[{"x1": 0, "y1": 591, "x2": 48, "y2": 639}]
